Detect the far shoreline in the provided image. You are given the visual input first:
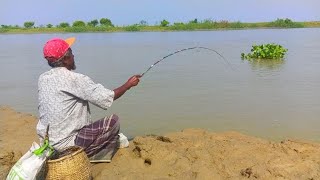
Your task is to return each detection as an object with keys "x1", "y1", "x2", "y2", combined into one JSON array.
[
  {"x1": 1, "y1": 19, "x2": 320, "y2": 34},
  {"x1": 1, "y1": 26, "x2": 320, "y2": 35}
]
